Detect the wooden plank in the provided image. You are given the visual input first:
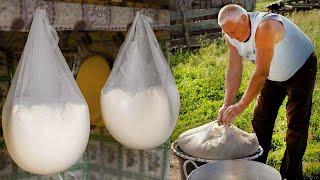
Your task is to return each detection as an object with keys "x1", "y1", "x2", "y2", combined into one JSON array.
[
  {"x1": 170, "y1": 8, "x2": 220, "y2": 21},
  {"x1": 287, "y1": 3, "x2": 320, "y2": 8},
  {"x1": 154, "y1": 30, "x2": 170, "y2": 39},
  {"x1": 111, "y1": 0, "x2": 123, "y2": 3},
  {"x1": 171, "y1": 19, "x2": 220, "y2": 35},
  {"x1": 0, "y1": 76, "x2": 10, "y2": 81},
  {"x1": 51, "y1": 0, "x2": 169, "y2": 7},
  {"x1": 0, "y1": 0, "x2": 170, "y2": 31},
  {"x1": 170, "y1": 32, "x2": 222, "y2": 50}
]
